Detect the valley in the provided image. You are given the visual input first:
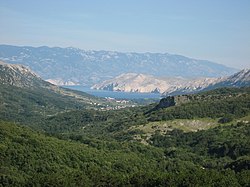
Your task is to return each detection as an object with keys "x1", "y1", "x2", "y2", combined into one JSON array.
[
  {"x1": 1, "y1": 1, "x2": 250, "y2": 186},
  {"x1": 0, "y1": 55, "x2": 249, "y2": 186}
]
